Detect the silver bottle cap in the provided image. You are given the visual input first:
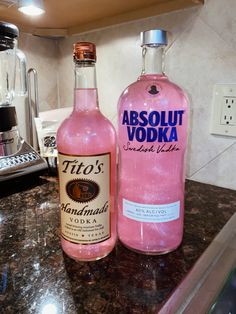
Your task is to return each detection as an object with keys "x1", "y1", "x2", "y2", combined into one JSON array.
[{"x1": 140, "y1": 29, "x2": 167, "y2": 46}]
